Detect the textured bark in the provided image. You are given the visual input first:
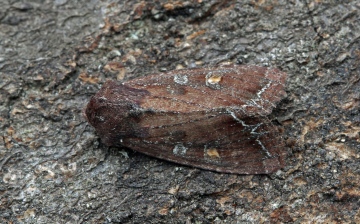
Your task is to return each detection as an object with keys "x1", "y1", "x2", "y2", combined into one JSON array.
[{"x1": 1, "y1": 0, "x2": 359, "y2": 223}]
